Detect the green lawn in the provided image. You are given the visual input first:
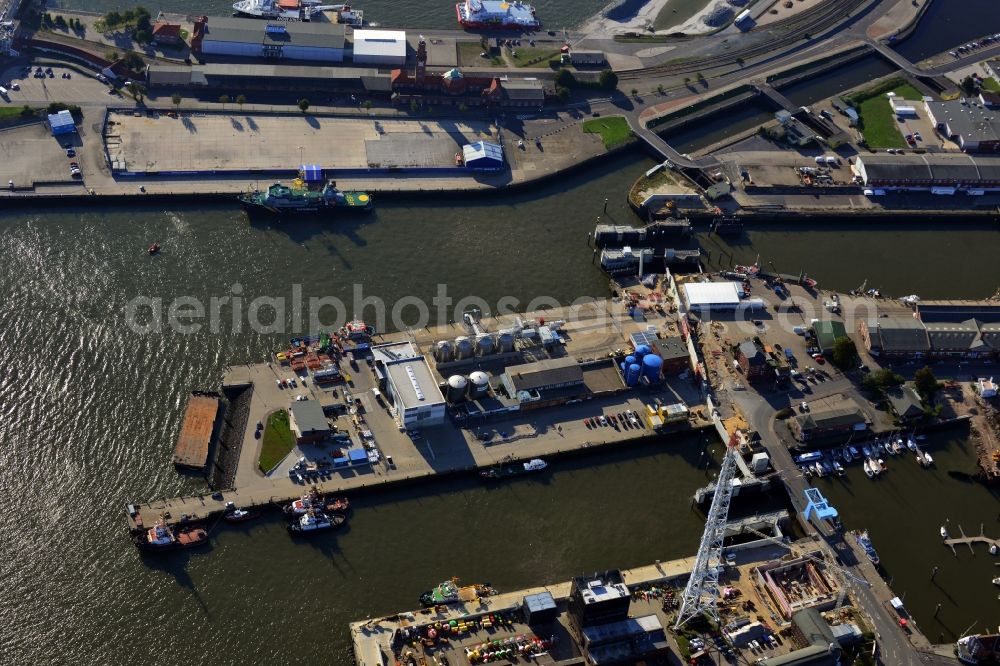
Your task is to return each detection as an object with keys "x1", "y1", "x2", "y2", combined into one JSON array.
[
  {"x1": 982, "y1": 77, "x2": 1000, "y2": 92},
  {"x1": 0, "y1": 106, "x2": 34, "y2": 121},
  {"x1": 655, "y1": 0, "x2": 712, "y2": 30},
  {"x1": 583, "y1": 116, "x2": 634, "y2": 149},
  {"x1": 509, "y1": 46, "x2": 561, "y2": 68},
  {"x1": 457, "y1": 42, "x2": 502, "y2": 67},
  {"x1": 851, "y1": 80, "x2": 924, "y2": 149},
  {"x1": 259, "y1": 409, "x2": 295, "y2": 473}
]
